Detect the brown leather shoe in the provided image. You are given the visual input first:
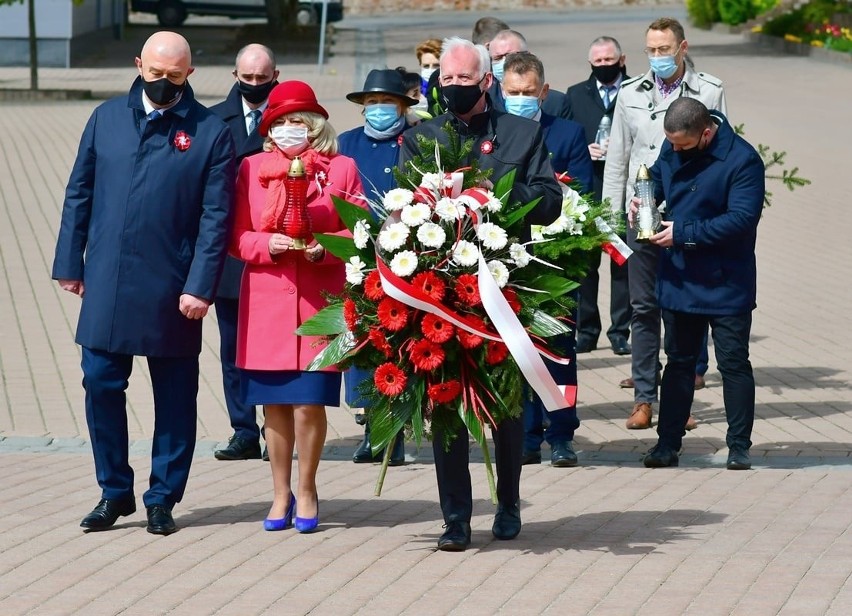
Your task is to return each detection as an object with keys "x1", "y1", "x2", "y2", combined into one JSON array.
[
  {"x1": 619, "y1": 377, "x2": 634, "y2": 389},
  {"x1": 626, "y1": 402, "x2": 652, "y2": 429},
  {"x1": 694, "y1": 375, "x2": 706, "y2": 390},
  {"x1": 685, "y1": 415, "x2": 698, "y2": 431}
]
